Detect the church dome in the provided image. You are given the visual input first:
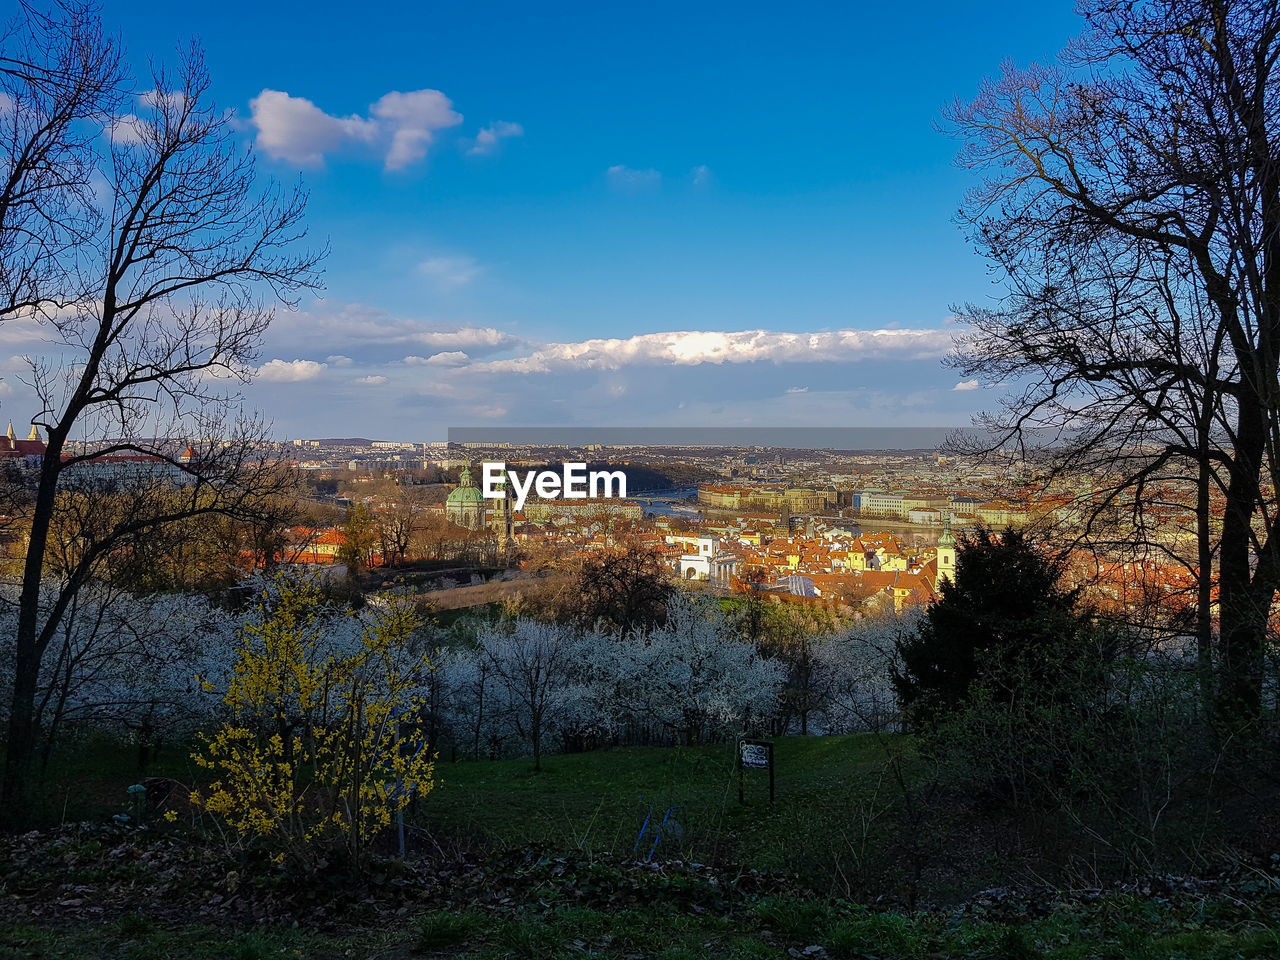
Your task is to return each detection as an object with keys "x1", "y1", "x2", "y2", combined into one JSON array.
[
  {"x1": 447, "y1": 485, "x2": 484, "y2": 504},
  {"x1": 446, "y1": 465, "x2": 484, "y2": 504}
]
